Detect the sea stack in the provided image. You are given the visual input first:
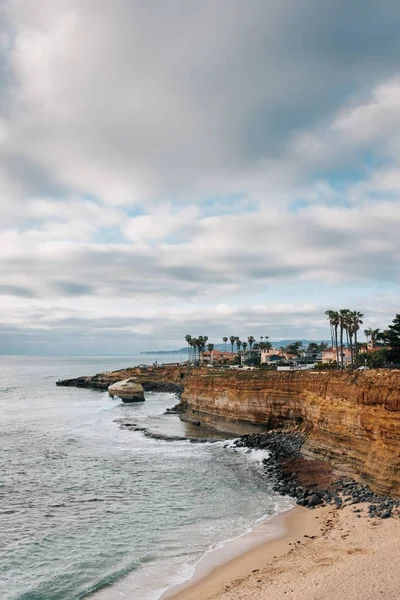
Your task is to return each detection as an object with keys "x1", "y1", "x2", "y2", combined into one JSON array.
[{"x1": 108, "y1": 378, "x2": 145, "y2": 403}]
